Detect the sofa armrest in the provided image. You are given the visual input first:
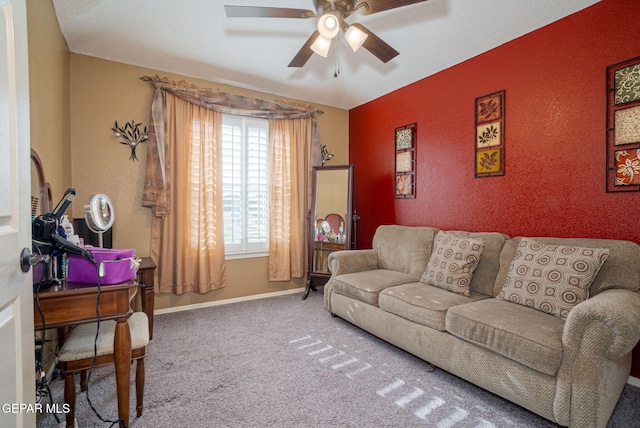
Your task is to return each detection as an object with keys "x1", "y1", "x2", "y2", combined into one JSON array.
[
  {"x1": 327, "y1": 249, "x2": 379, "y2": 276},
  {"x1": 554, "y1": 289, "x2": 640, "y2": 427},
  {"x1": 563, "y1": 289, "x2": 640, "y2": 360},
  {"x1": 324, "y1": 249, "x2": 378, "y2": 312}
]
